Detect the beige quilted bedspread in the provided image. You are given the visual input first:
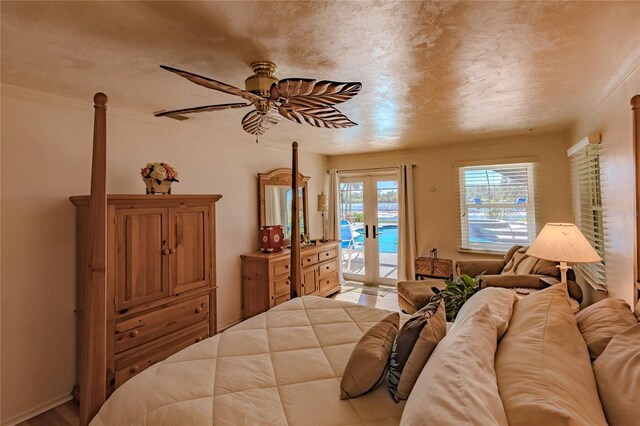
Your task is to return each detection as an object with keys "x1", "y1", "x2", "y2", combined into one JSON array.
[{"x1": 91, "y1": 296, "x2": 405, "y2": 426}]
